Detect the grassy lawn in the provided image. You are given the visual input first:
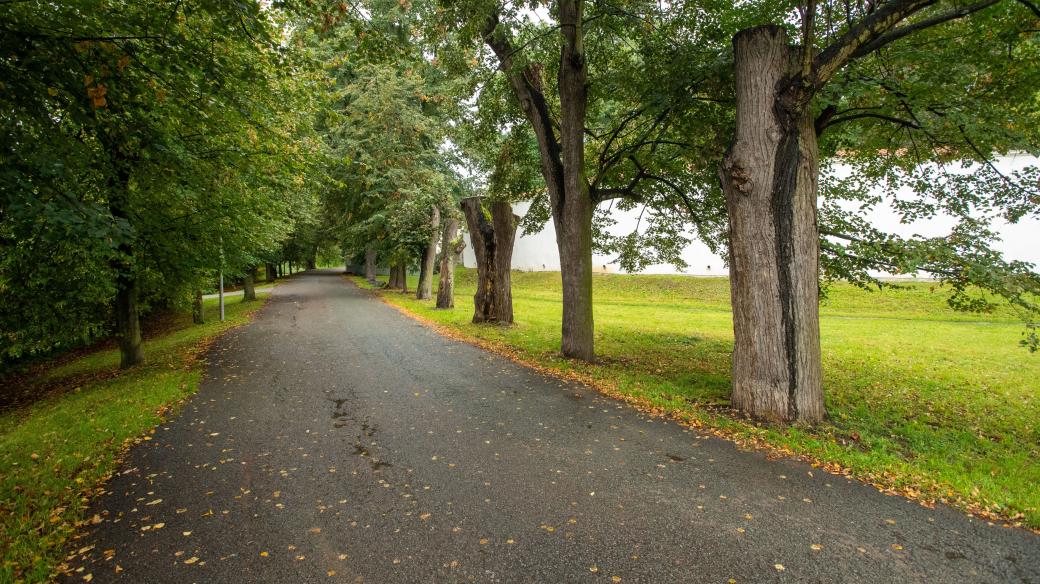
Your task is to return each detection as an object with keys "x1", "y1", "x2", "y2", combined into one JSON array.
[
  {"x1": 0, "y1": 293, "x2": 269, "y2": 583},
  {"x1": 354, "y1": 269, "x2": 1040, "y2": 530}
]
